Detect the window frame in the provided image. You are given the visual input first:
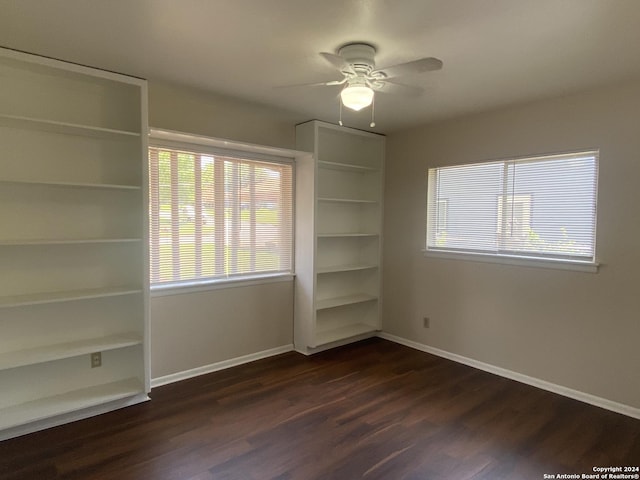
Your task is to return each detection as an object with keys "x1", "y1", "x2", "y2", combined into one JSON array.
[
  {"x1": 148, "y1": 128, "x2": 300, "y2": 294},
  {"x1": 424, "y1": 151, "x2": 600, "y2": 273}
]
